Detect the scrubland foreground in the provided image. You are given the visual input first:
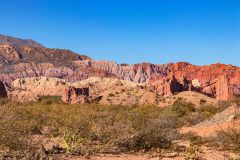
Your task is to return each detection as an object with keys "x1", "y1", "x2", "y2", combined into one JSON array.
[{"x1": 0, "y1": 96, "x2": 240, "y2": 160}]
